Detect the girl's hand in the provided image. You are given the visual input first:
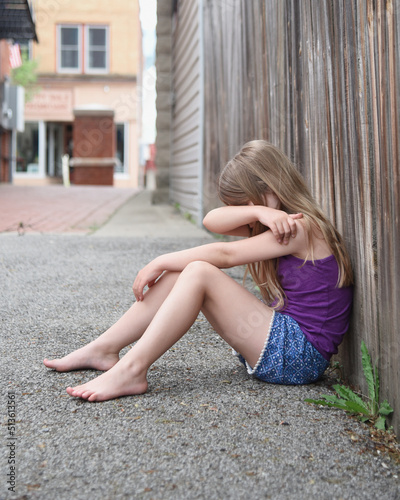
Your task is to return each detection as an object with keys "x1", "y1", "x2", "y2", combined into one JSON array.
[
  {"x1": 132, "y1": 261, "x2": 164, "y2": 301},
  {"x1": 257, "y1": 207, "x2": 303, "y2": 244}
]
